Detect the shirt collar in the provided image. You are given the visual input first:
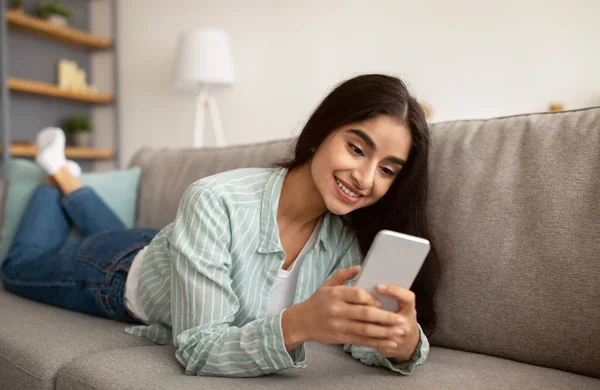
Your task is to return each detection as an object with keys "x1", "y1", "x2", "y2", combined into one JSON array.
[
  {"x1": 316, "y1": 213, "x2": 331, "y2": 252},
  {"x1": 258, "y1": 168, "x2": 287, "y2": 254},
  {"x1": 257, "y1": 167, "x2": 331, "y2": 254}
]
